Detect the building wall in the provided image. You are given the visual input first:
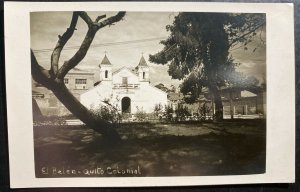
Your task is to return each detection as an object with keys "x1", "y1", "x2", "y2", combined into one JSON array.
[
  {"x1": 80, "y1": 81, "x2": 114, "y2": 109},
  {"x1": 222, "y1": 97, "x2": 258, "y2": 115},
  {"x1": 34, "y1": 92, "x2": 70, "y2": 116},
  {"x1": 130, "y1": 83, "x2": 168, "y2": 113},
  {"x1": 170, "y1": 91, "x2": 265, "y2": 118},
  {"x1": 138, "y1": 67, "x2": 150, "y2": 81},
  {"x1": 32, "y1": 71, "x2": 95, "y2": 117},
  {"x1": 80, "y1": 68, "x2": 168, "y2": 114},
  {"x1": 99, "y1": 65, "x2": 112, "y2": 81},
  {"x1": 112, "y1": 68, "x2": 139, "y2": 85},
  {"x1": 64, "y1": 72, "x2": 94, "y2": 90}
]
